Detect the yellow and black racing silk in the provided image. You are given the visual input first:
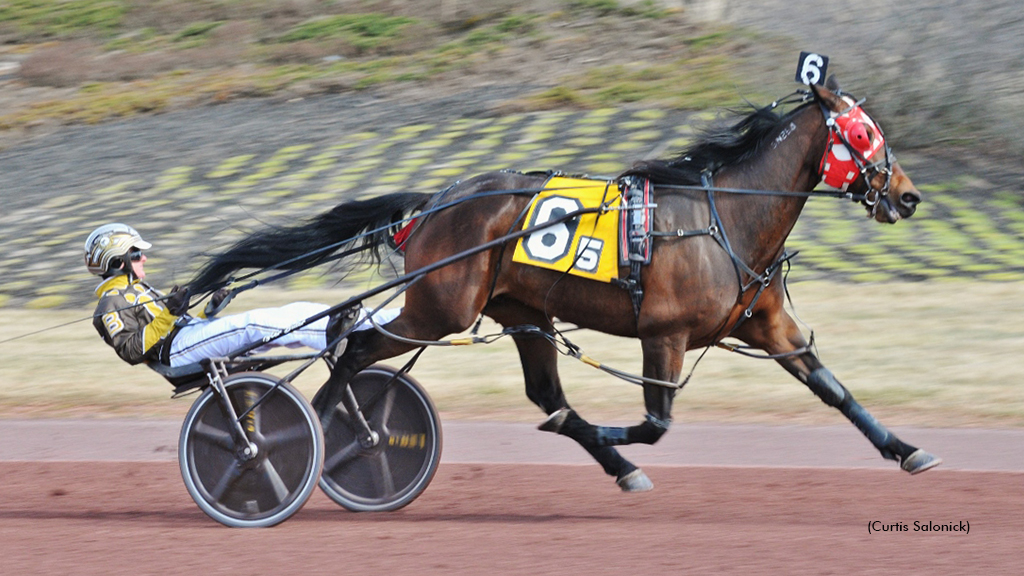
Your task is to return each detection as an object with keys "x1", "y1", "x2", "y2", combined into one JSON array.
[{"x1": 92, "y1": 275, "x2": 178, "y2": 365}]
